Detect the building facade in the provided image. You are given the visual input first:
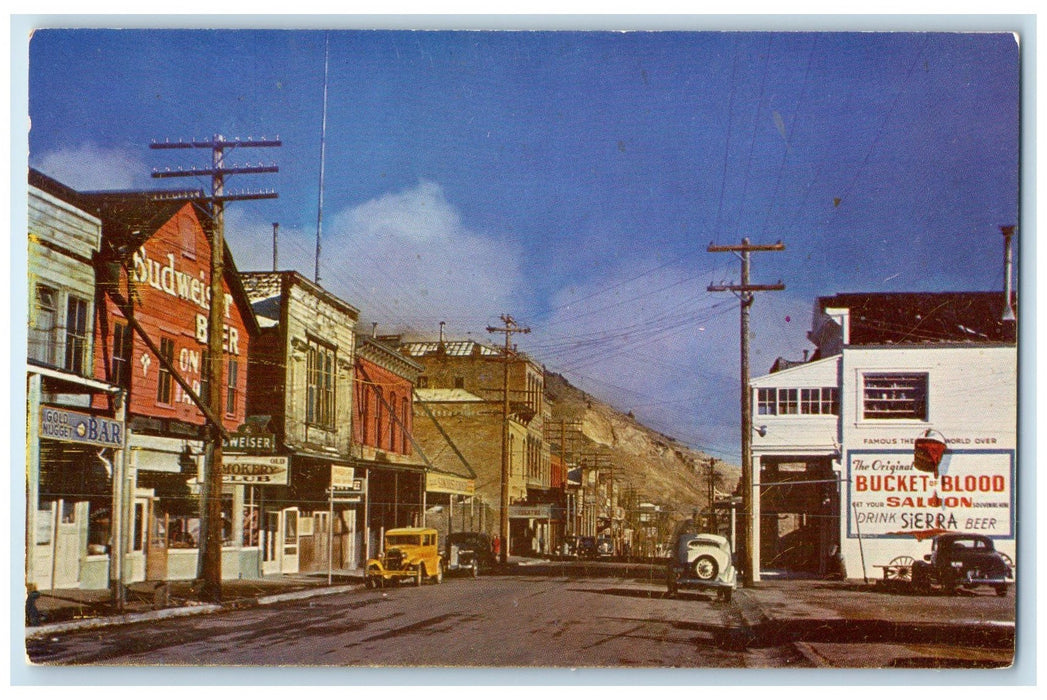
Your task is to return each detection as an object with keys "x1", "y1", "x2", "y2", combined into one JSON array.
[
  {"x1": 27, "y1": 170, "x2": 124, "y2": 592},
  {"x1": 87, "y1": 190, "x2": 260, "y2": 585},
  {"x1": 241, "y1": 271, "x2": 359, "y2": 575},
  {"x1": 402, "y1": 340, "x2": 553, "y2": 555},
  {"x1": 750, "y1": 292, "x2": 1017, "y2": 581}
]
